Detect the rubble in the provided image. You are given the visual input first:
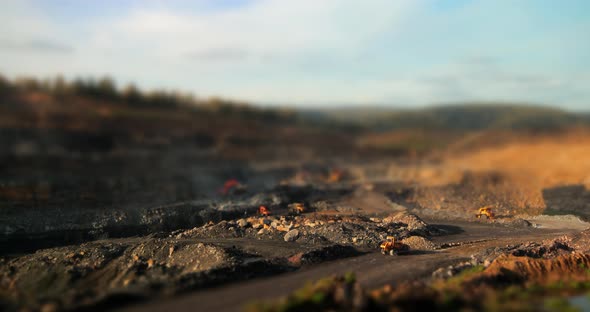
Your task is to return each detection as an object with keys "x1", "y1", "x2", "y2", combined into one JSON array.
[
  {"x1": 381, "y1": 212, "x2": 438, "y2": 236},
  {"x1": 237, "y1": 219, "x2": 249, "y2": 228},
  {"x1": 284, "y1": 229, "x2": 299, "y2": 242},
  {"x1": 5, "y1": 174, "x2": 578, "y2": 311},
  {"x1": 433, "y1": 235, "x2": 582, "y2": 282},
  {"x1": 431, "y1": 261, "x2": 475, "y2": 279},
  {"x1": 401, "y1": 236, "x2": 435, "y2": 250}
]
